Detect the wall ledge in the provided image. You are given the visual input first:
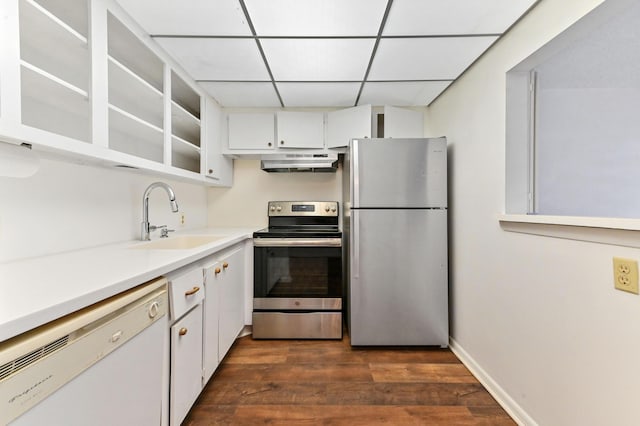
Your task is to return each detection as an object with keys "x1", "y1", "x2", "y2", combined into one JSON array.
[
  {"x1": 498, "y1": 214, "x2": 640, "y2": 248},
  {"x1": 449, "y1": 337, "x2": 538, "y2": 426}
]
